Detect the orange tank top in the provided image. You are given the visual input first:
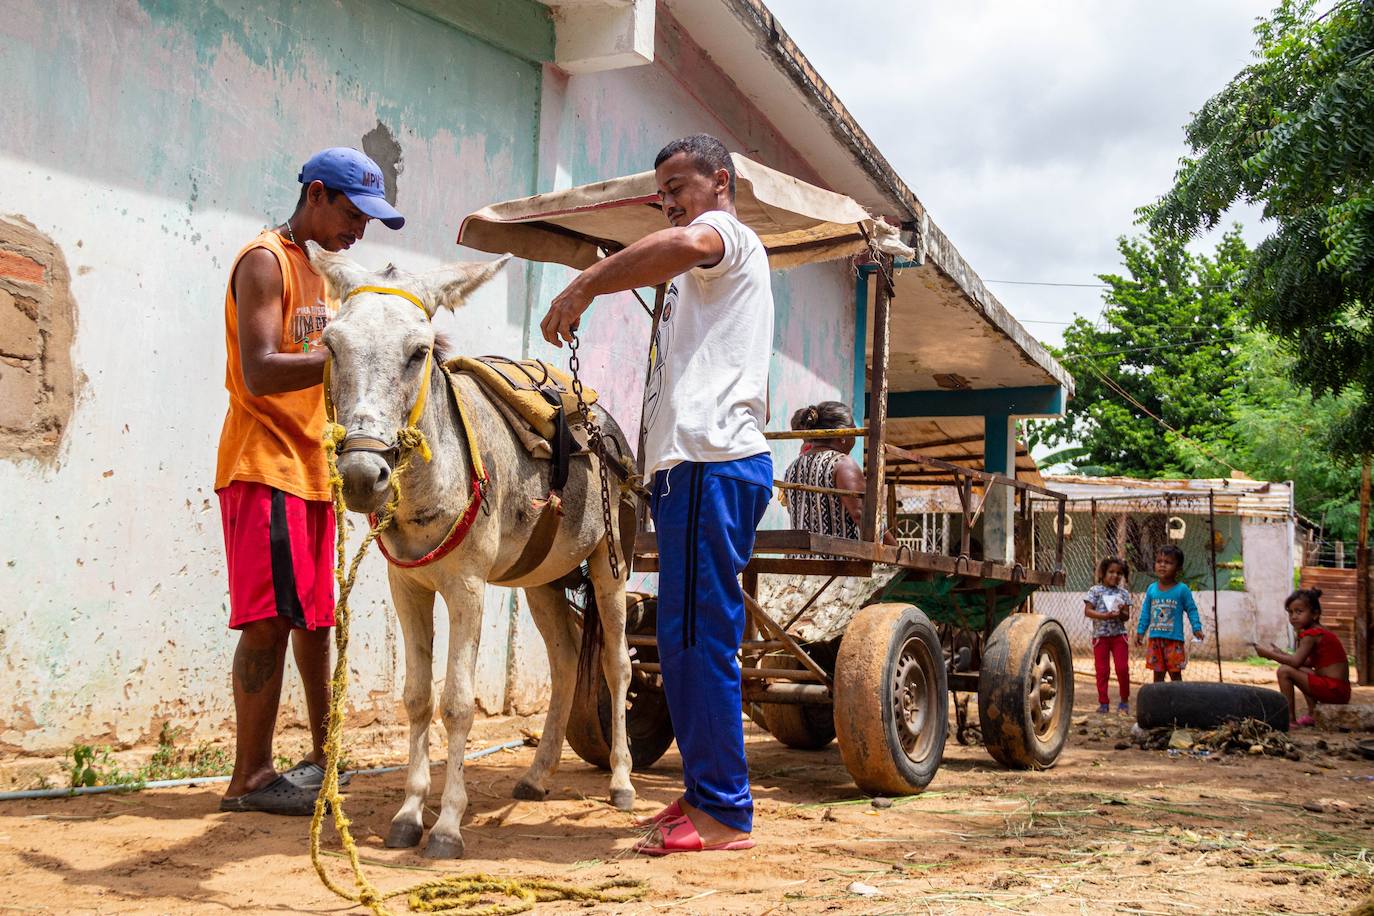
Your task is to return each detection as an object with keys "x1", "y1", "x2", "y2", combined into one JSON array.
[{"x1": 214, "y1": 230, "x2": 336, "y2": 501}]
